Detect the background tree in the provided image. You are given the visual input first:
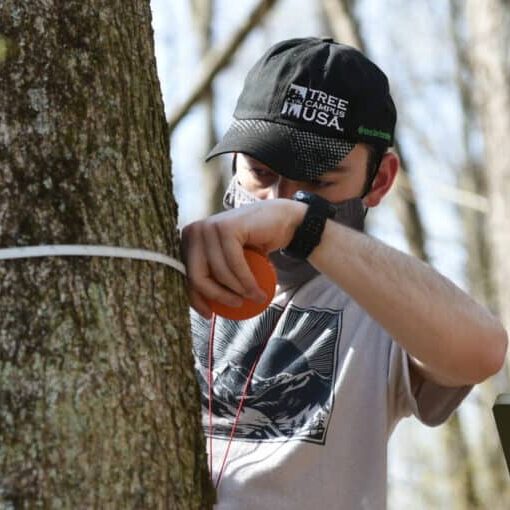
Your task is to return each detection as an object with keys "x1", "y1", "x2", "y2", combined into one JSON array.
[
  {"x1": 161, "y1": 0, "x2": 510, "y2": 507},
  {"x1": 448, "y1": 1, "x2": 510, "y2": 506},
  {"x1": 190, "y1": 0, "x2": 225, "y2": 214},
  {"x1": 0, "y1": 1, "x2": 214, "y2": 508},
  {"x1": 466, "y1": 0, "x2": 510, "y2": 344},
  {"x1": 321, "y1": 3, "x2": 479, "y2": 507}
]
